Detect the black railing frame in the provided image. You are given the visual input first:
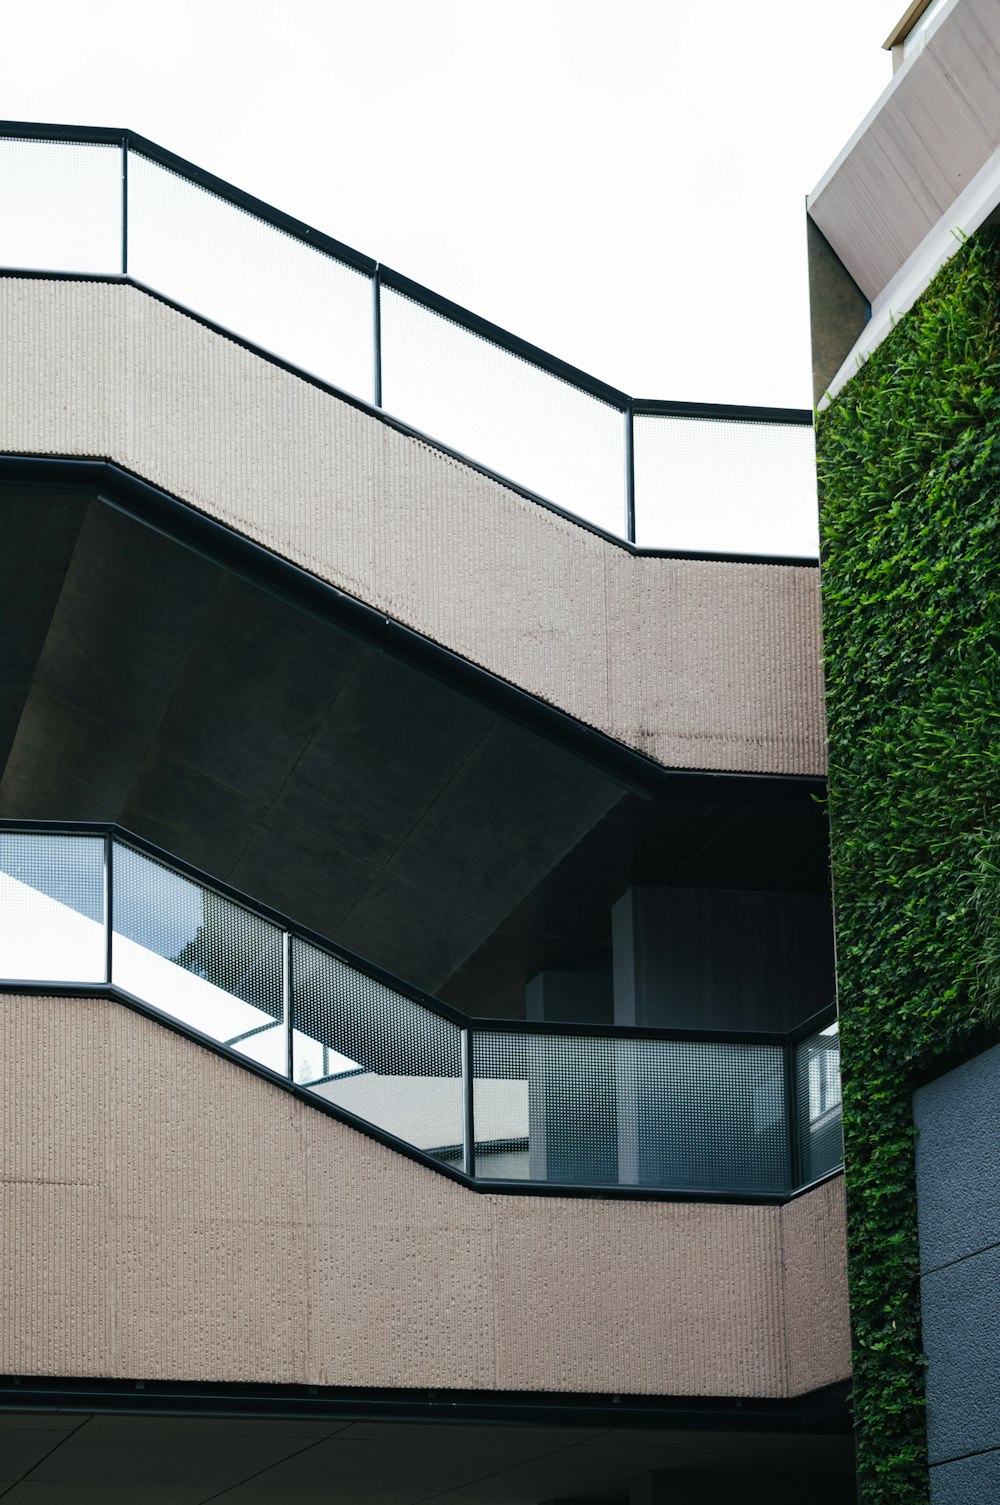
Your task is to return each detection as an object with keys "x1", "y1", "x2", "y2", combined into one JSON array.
[
  {"x1": 0, "y1": 819, "x2": 841, "y2": 1204},
  {"x1": 0, "y1": 121, "x2": 816, "y2": 560}
]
